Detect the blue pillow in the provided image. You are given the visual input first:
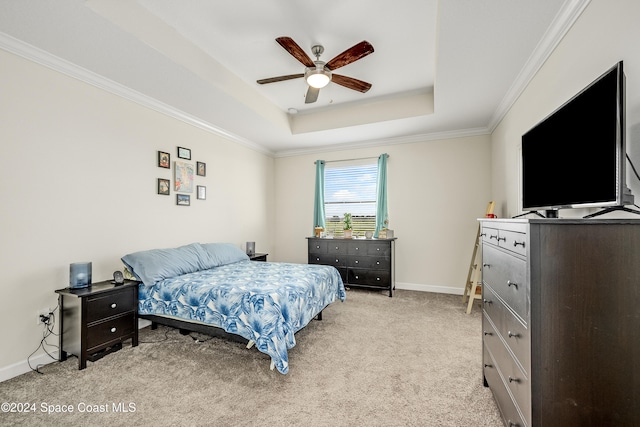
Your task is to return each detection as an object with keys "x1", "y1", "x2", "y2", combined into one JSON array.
[
  {"x1": 121, "y1": 243, "x2": 216, "y2": 286},
  {"x1": 201, "y1": 243, "x2": 249, "y2": 266}
]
